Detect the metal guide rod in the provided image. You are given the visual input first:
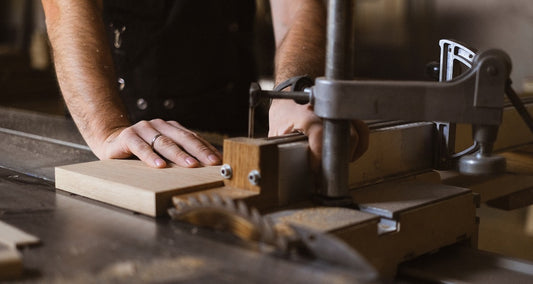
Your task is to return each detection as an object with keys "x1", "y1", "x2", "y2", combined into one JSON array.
[{"x1": 320, "y1": 0, "x2": 354, "y2": 199}]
